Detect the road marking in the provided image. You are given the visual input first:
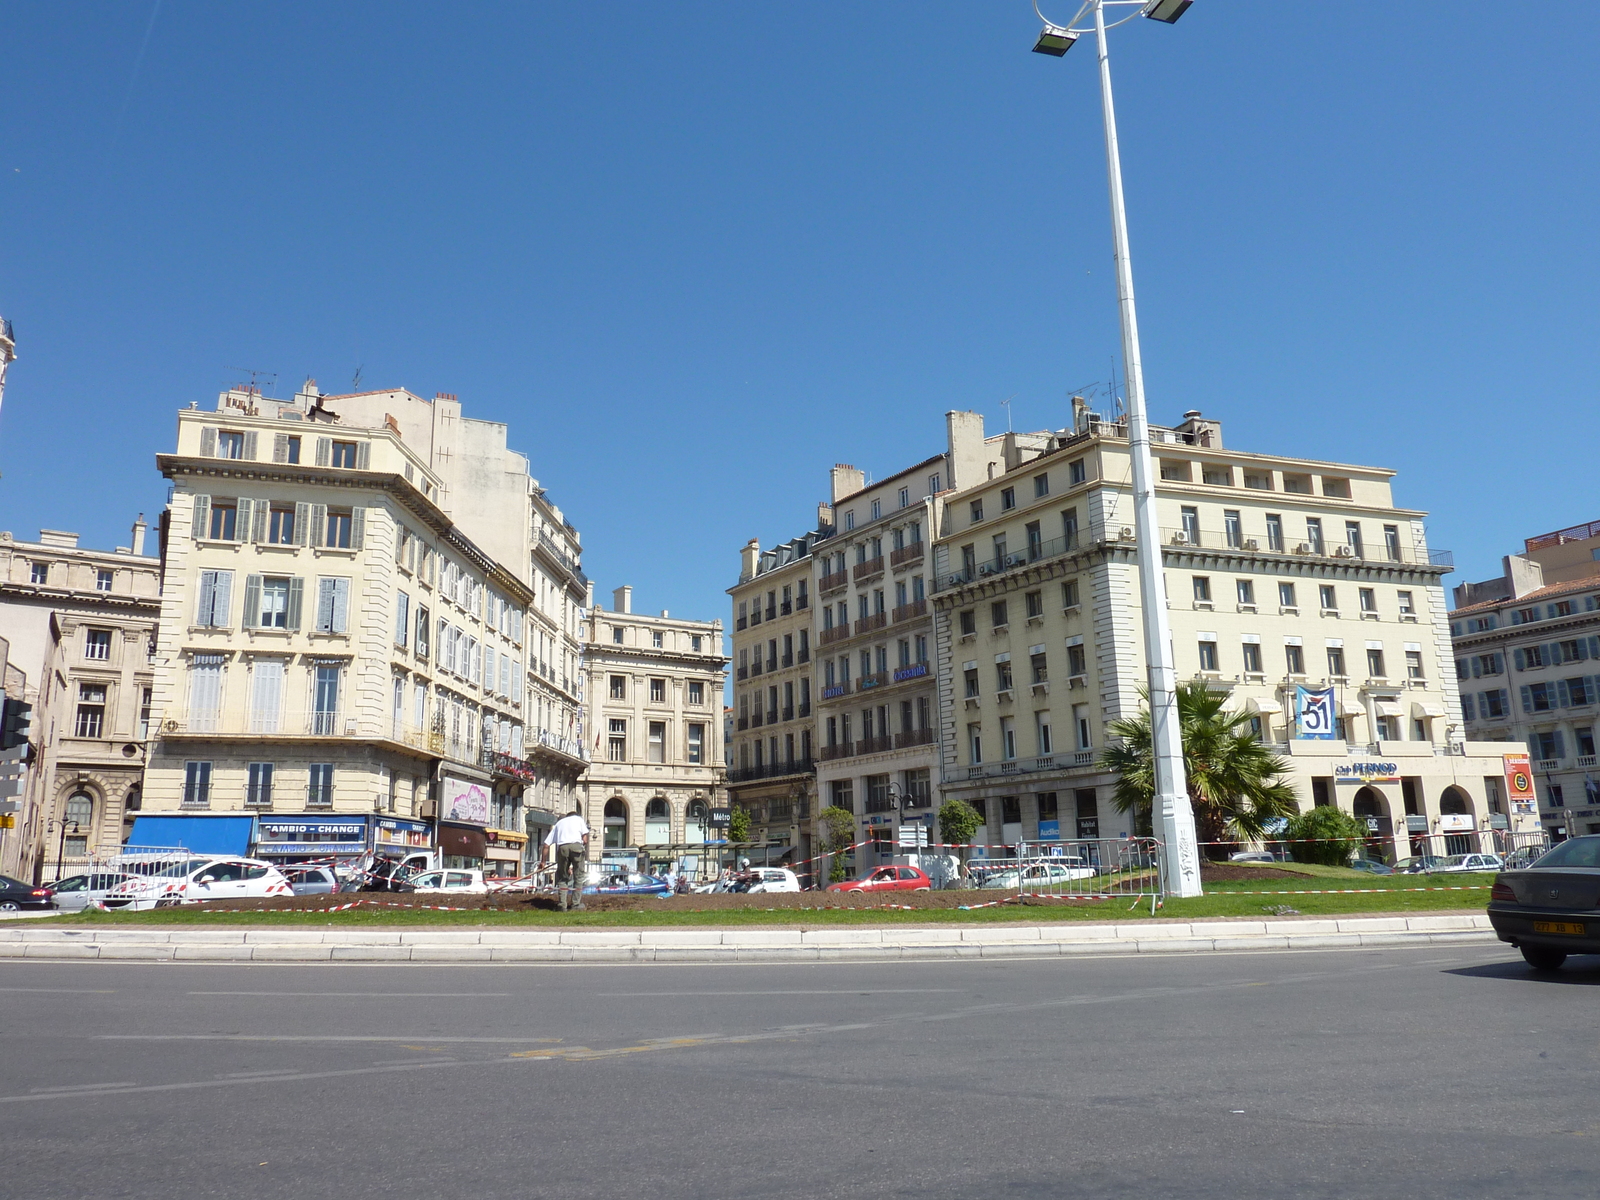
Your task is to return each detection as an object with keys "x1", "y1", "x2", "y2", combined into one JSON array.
[
  {"x1": 98, "y1": 1034, "x2": 563, "y2": 1044},
  {"x1": 0, "y1": 987, "x2": 118, "y2": 994},
  {"x1": 596, "y1": 989, "x2": 963, "y2": 997},
  {"x1": 29, "y1": 1082, "x2": 137, "y2": 1093},
  {"x1": 219, "y1": 1069, "x2": 303, "y2": 1079},
  {"x1": 186, "y1": 991, "x2": 513, "y2": 998}
]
